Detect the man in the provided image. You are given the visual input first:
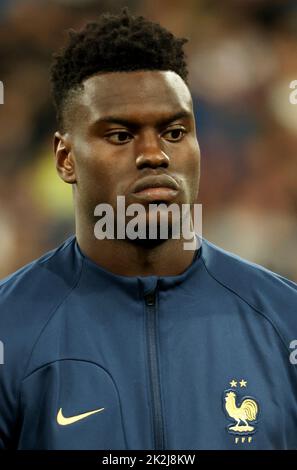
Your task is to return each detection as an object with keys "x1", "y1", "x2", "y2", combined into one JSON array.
[{"x1": 0, "y1": 8, "x2": 297, "y2": 450}]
